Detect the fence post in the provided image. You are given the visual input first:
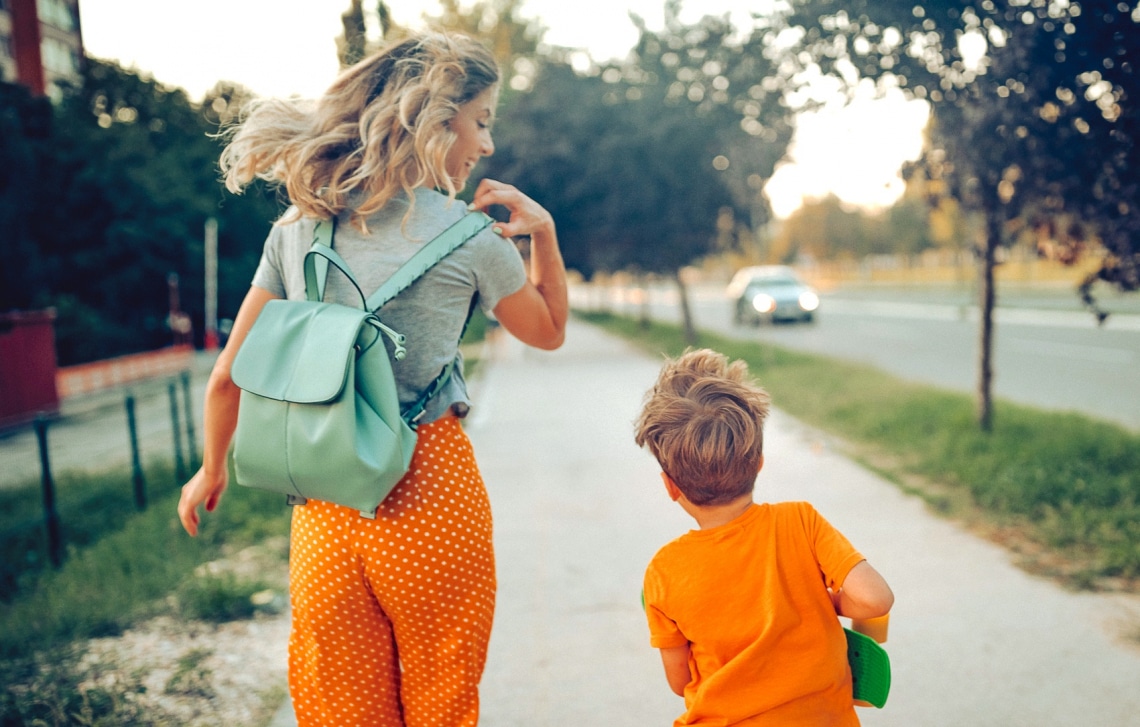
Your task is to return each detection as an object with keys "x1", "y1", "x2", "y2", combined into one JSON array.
[
  {"x1": 168, "y1": 380, "x2": 186, "y2": 482},
  {"x1": 180, "y1": 370, "x2": 198, "y2": 472},
  {"x1": 125, "y1": 394, "x2": 146, "y2": 510},
  {"x1": 33, "y1": 416, "x2": 63, "y2": 568}
]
